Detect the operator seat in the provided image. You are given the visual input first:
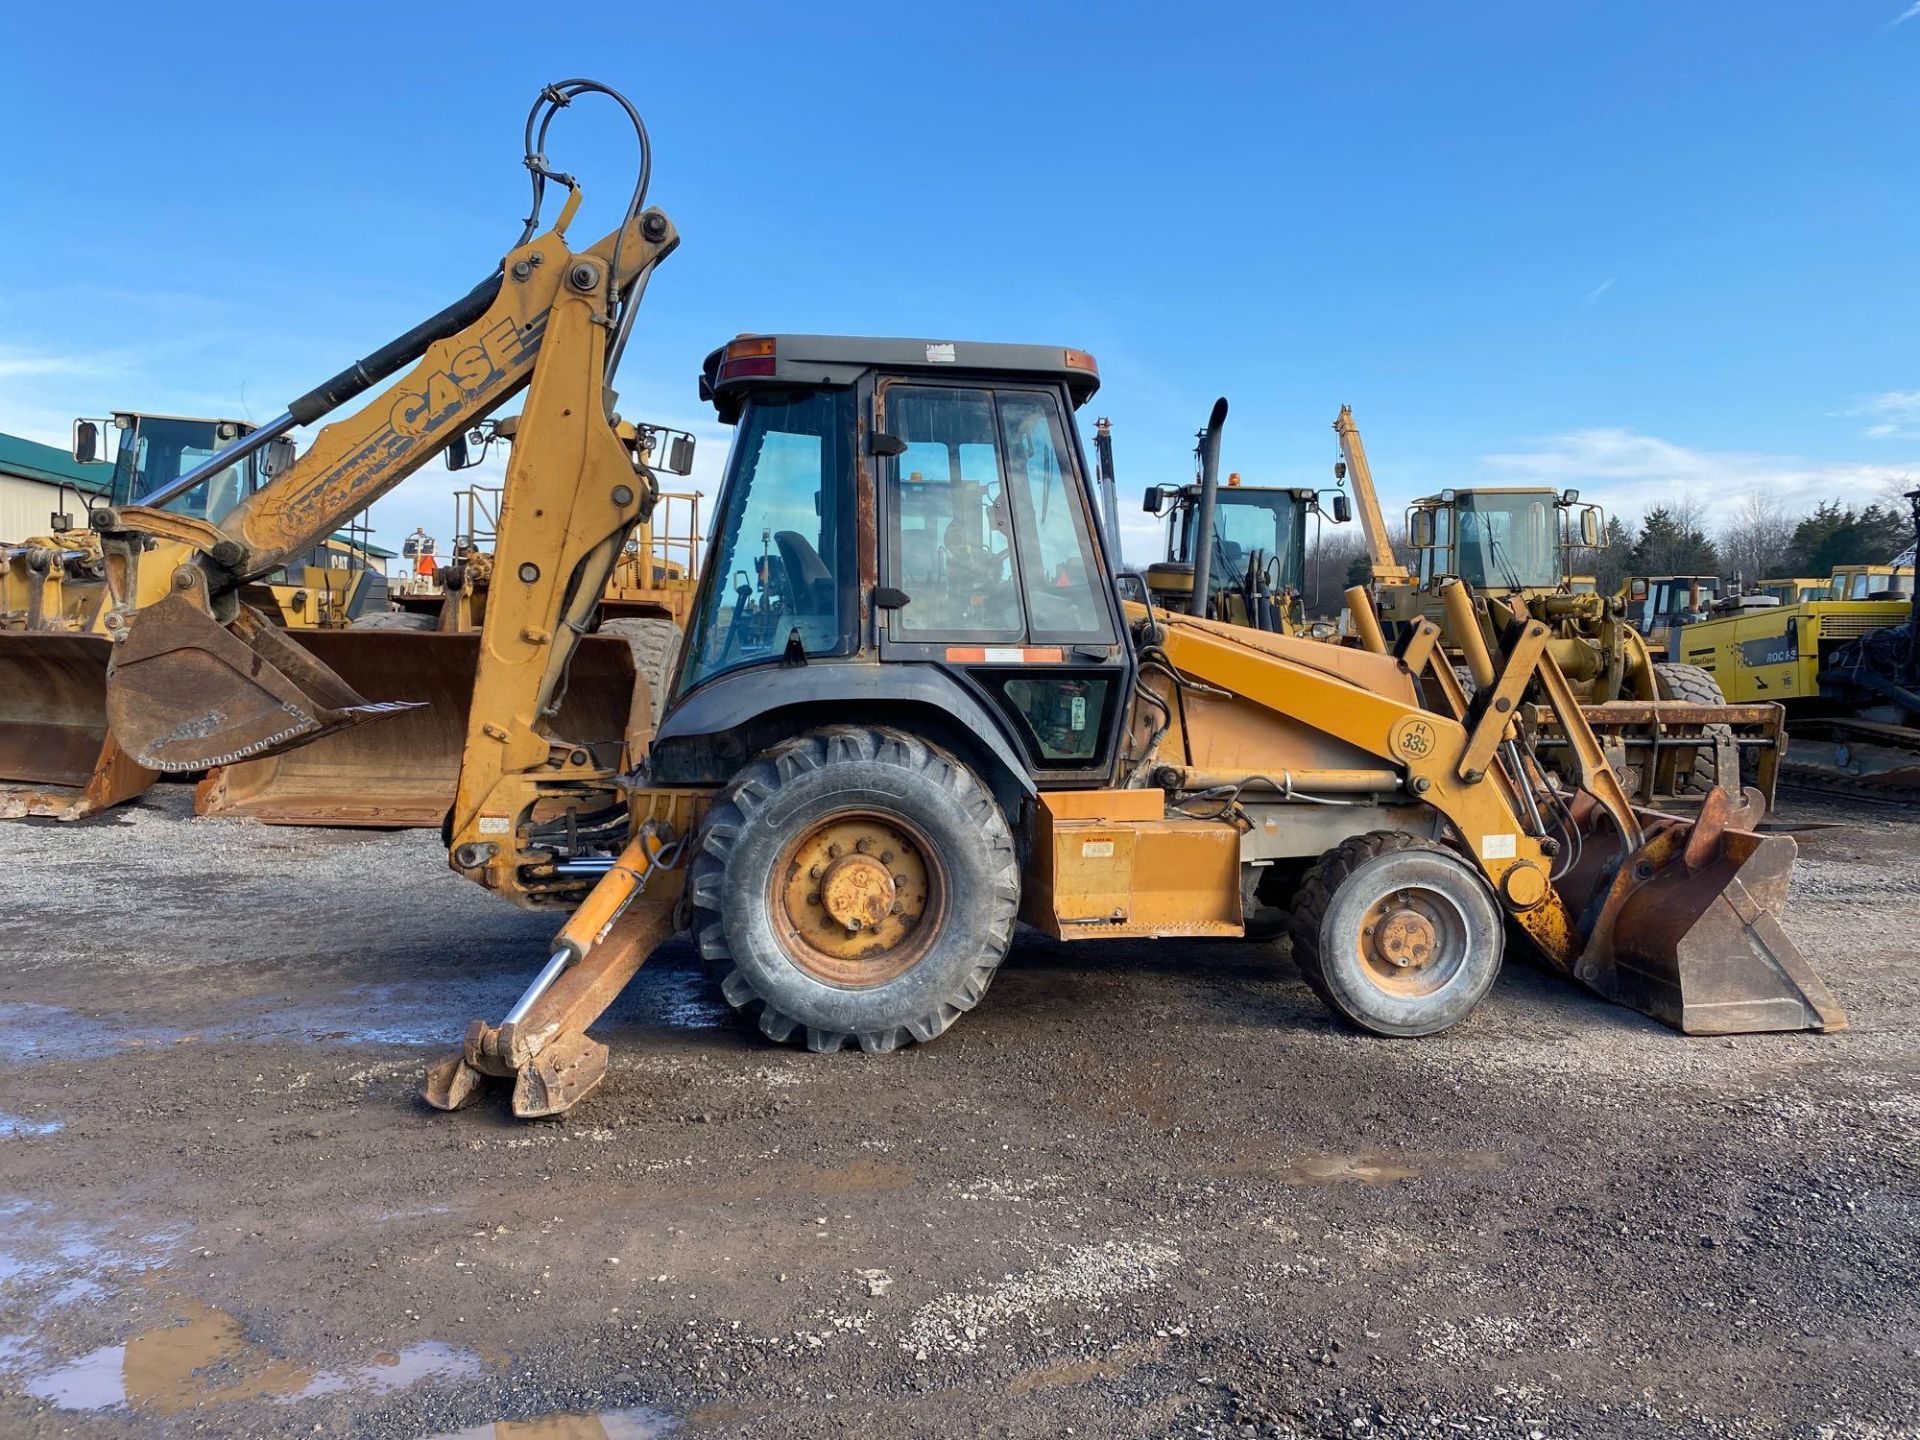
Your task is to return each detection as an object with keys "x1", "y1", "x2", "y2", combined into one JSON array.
[{"x1": 773, "y1": 531, "x2": 834, "y2": 614}]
